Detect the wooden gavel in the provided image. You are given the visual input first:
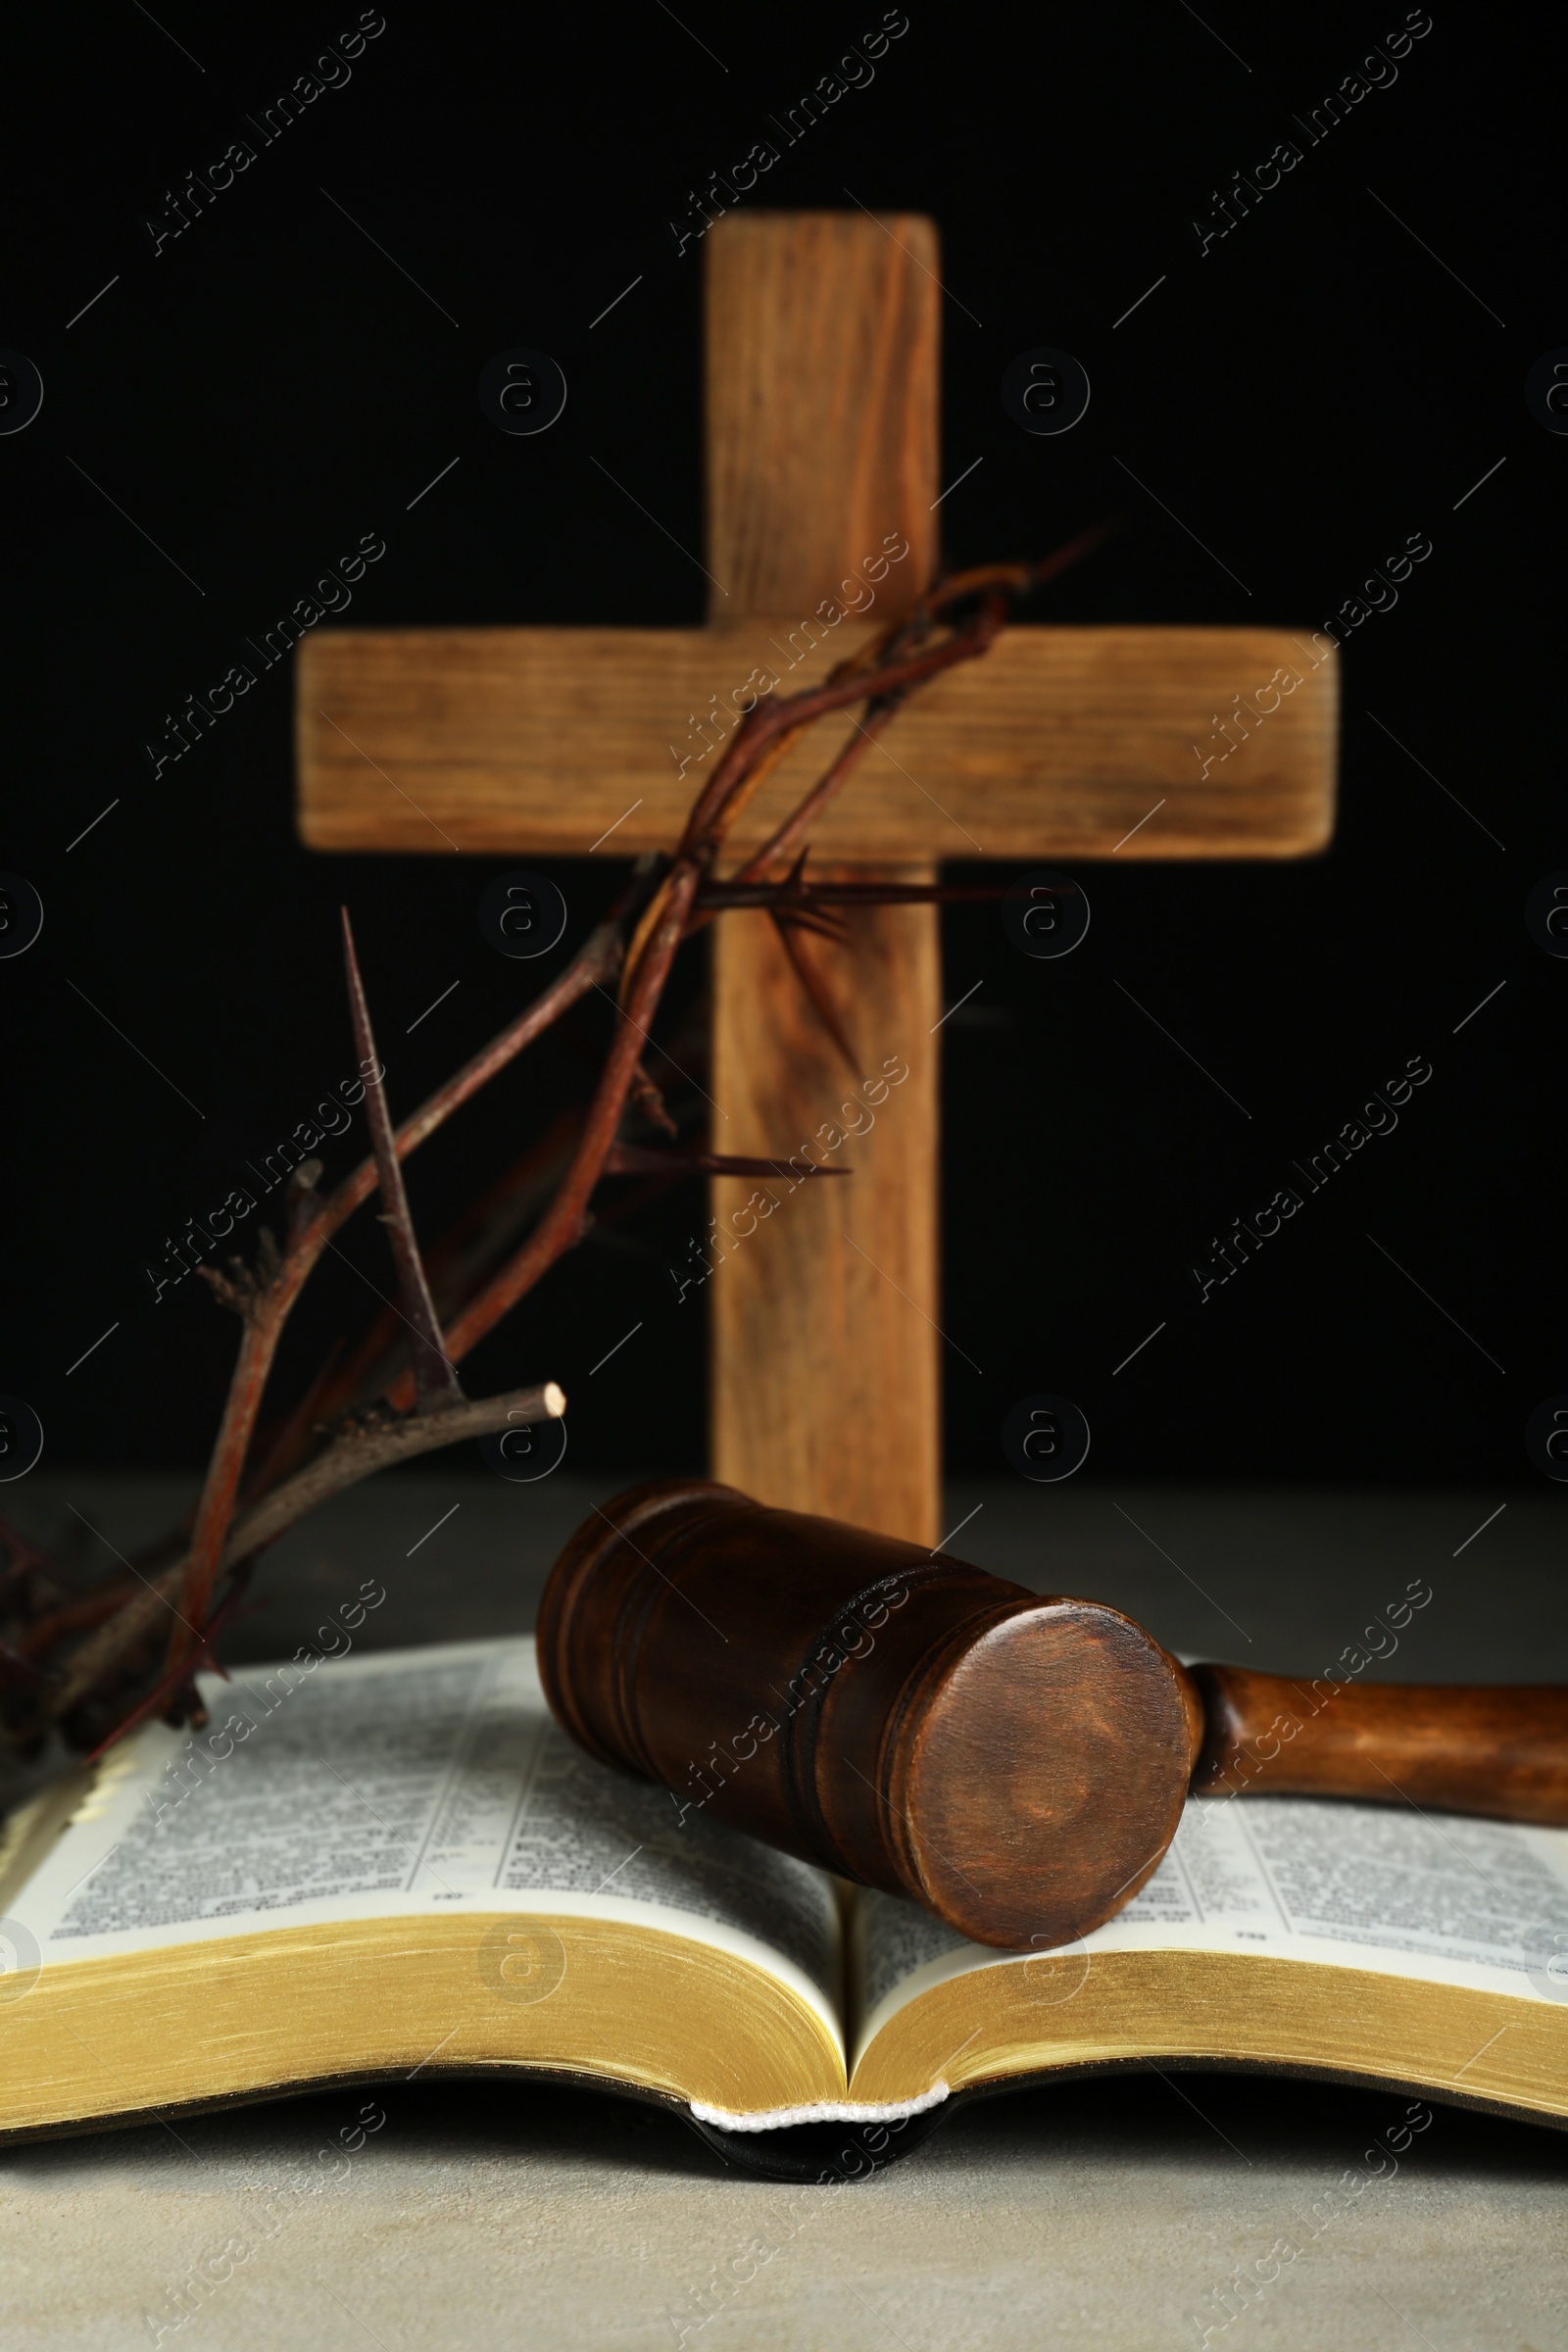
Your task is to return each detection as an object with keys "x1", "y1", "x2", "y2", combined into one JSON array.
[{"x1": 538, "y1": 1480, "x2": 1568, "y2": 1950}]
